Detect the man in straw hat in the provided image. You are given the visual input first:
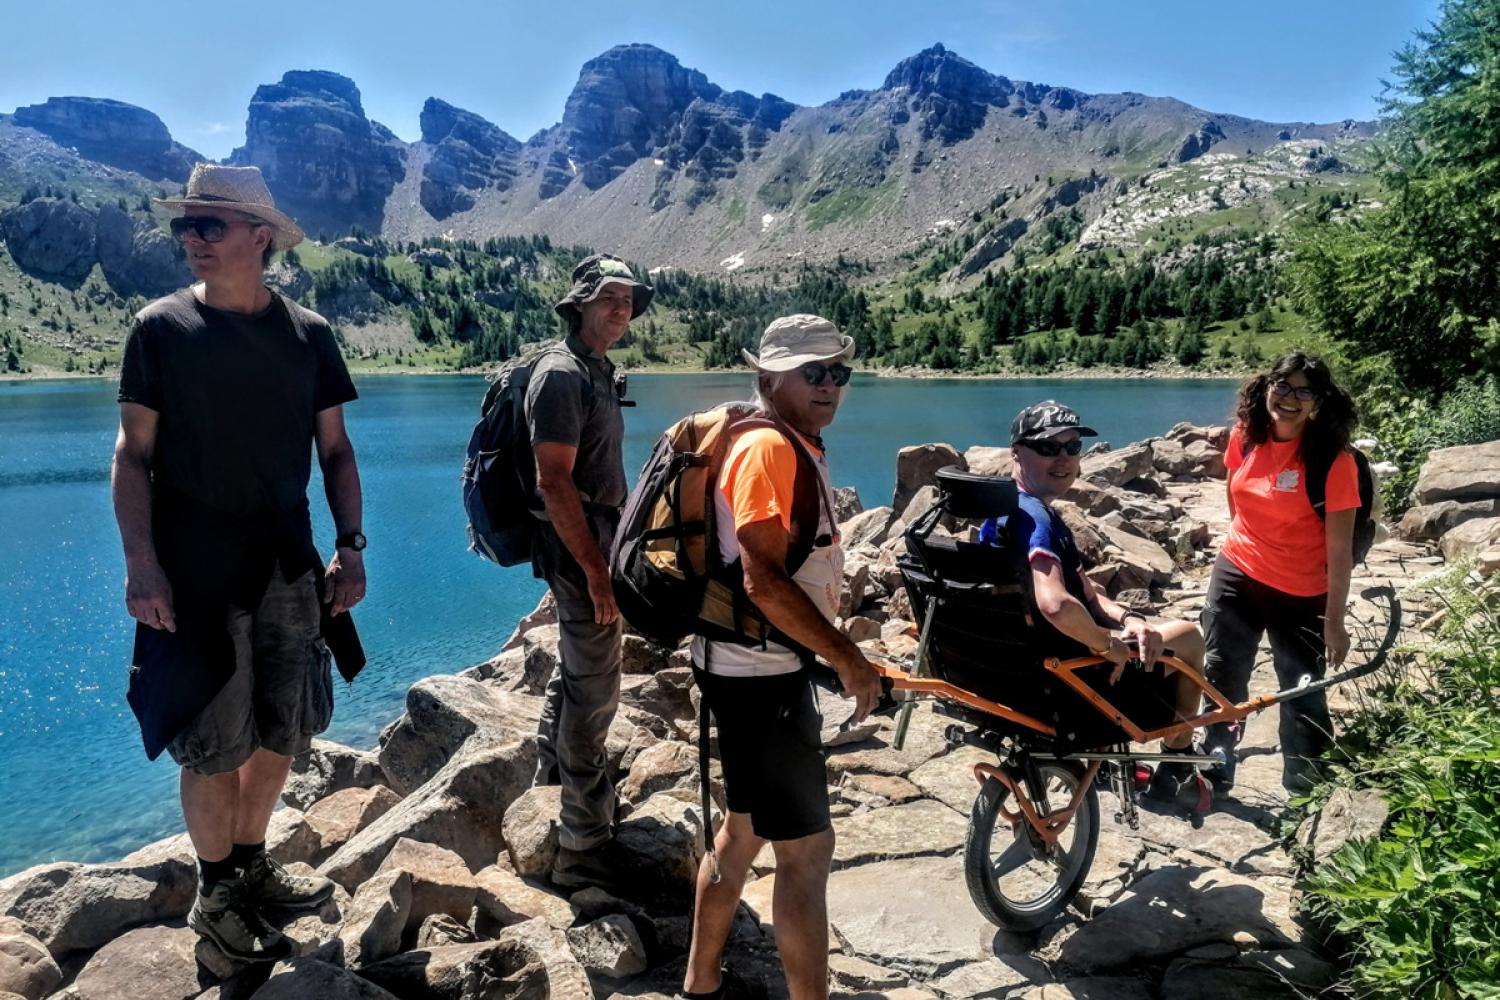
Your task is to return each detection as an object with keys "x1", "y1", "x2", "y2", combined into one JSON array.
[
  {"x1": 680, "y1": 315, "x2": 882, "y2": 1000},
  {"x1": 112, "y1": 163, "x2": 366, "y2": 962},
  {"x1": 527, "y1": 253, "x2": 653, "y2": 889}
]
